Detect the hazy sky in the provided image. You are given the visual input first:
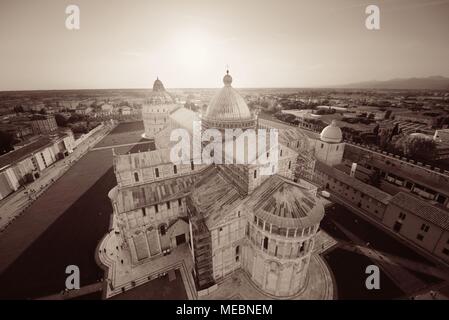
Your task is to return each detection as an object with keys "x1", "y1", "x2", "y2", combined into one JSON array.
[{"x1": 1, "y1": 0, "x2": 449, "y2": 90}]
